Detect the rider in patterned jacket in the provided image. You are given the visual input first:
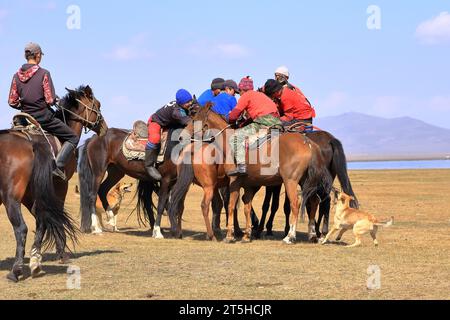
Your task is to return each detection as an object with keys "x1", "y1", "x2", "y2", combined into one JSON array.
[{"x1": 8, "y1": 43, "x2": 79, "y2": 181}]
